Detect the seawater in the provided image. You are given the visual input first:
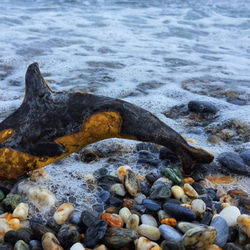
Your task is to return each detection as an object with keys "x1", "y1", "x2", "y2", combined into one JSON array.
[{"x1": 1, "y1": 0, "x2": 250, "y2": 210}]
